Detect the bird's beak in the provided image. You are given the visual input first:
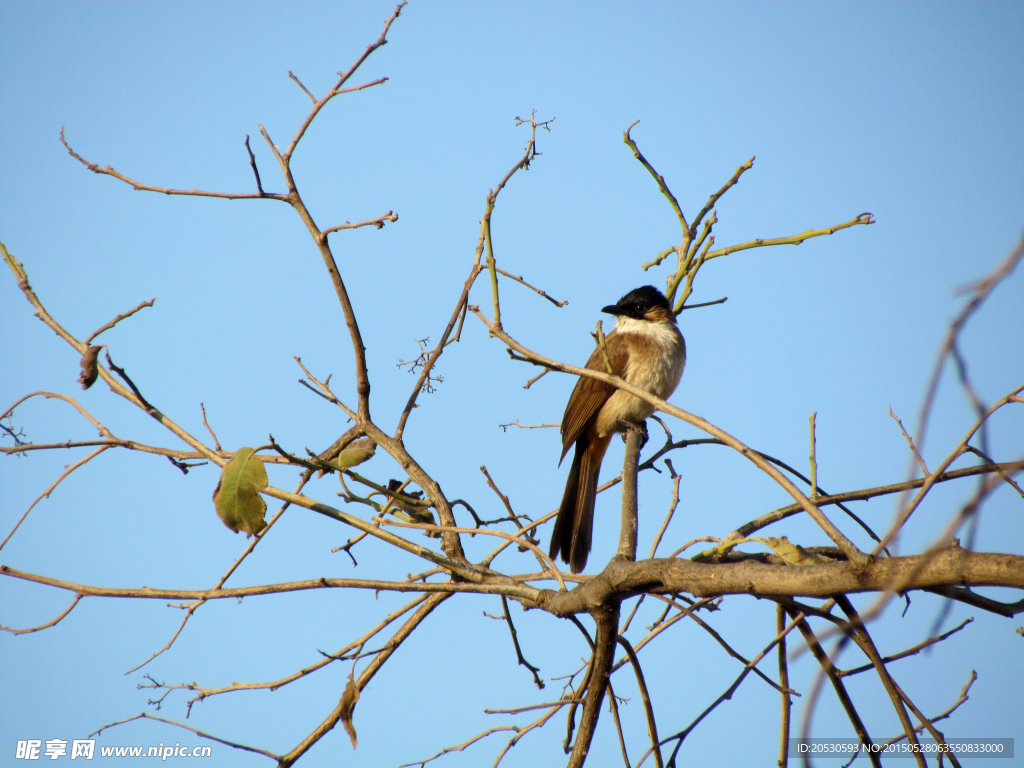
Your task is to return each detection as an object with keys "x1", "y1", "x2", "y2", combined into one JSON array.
[{"x1": 601, "y1": 304, "x2": 624, "y2": 316}]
